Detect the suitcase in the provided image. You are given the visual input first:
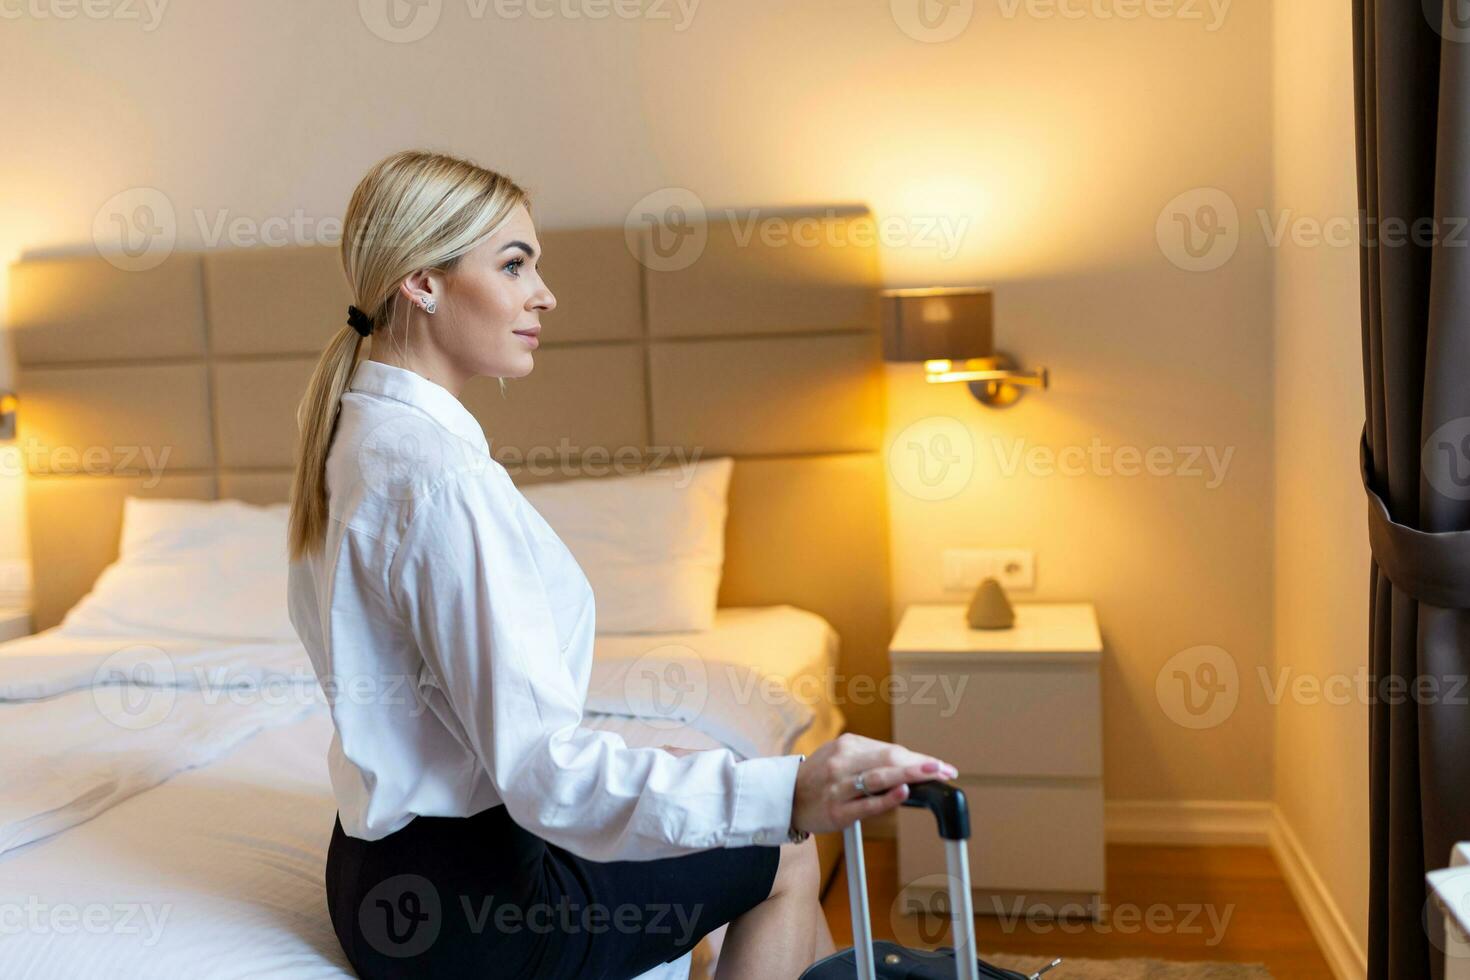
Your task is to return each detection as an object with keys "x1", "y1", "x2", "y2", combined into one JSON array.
[{"x1": 799, "y1": 782, "x2": 1064, "y2": 980}]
